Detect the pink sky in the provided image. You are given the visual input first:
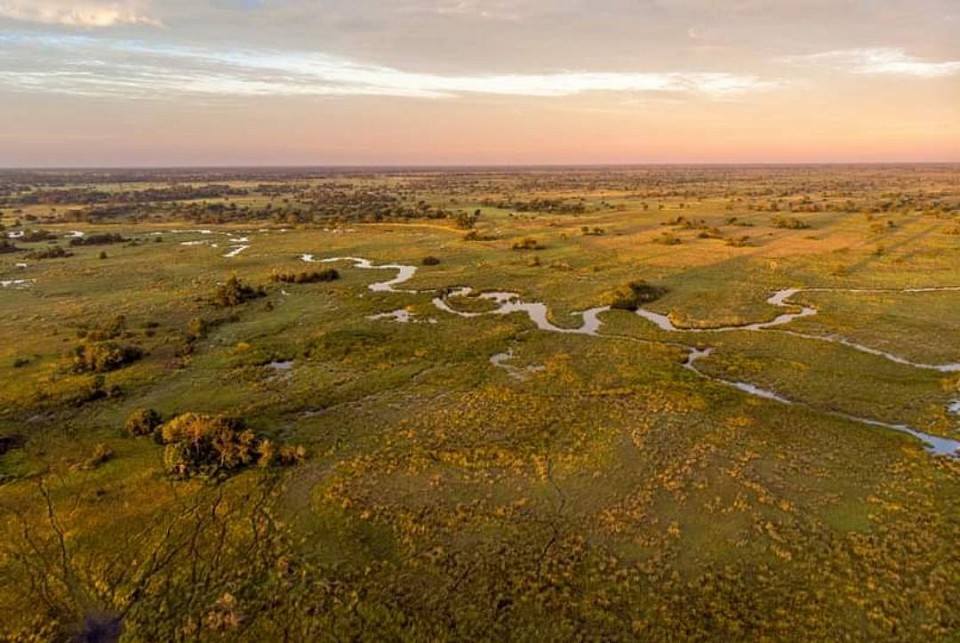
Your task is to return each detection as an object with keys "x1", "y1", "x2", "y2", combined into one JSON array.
[{"x1": 1, "y1": 0, "x2": 958, "y2": 165}]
